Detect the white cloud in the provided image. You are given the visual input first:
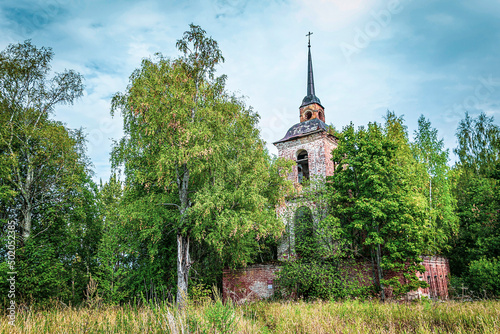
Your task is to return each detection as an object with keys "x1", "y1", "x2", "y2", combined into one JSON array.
[
  {"x1": 426, "y1": 13, "x2": 456, "y2": 26},
  {"x1": 293, "y1": 0, "x2": 383, "y2": 31},
  {"x1": 1, "y1": 0, "x2": 499, "y2": 179}
]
